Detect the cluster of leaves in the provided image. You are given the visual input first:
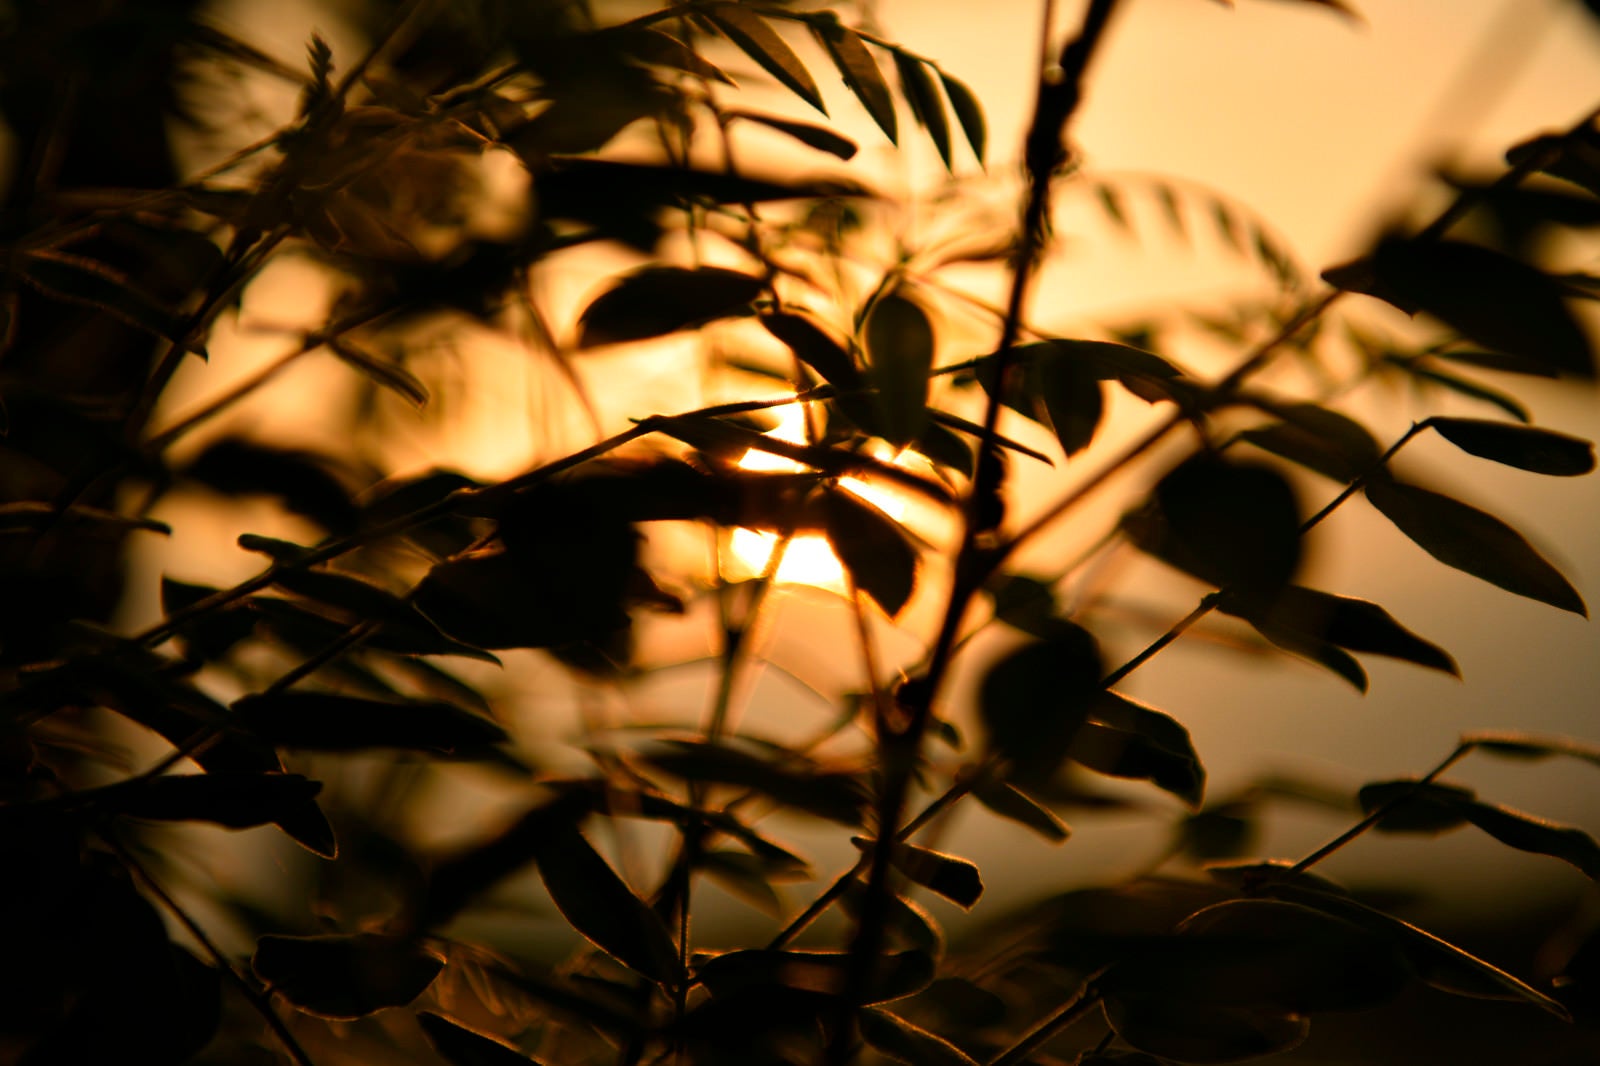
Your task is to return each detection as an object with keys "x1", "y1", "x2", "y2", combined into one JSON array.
[{"x1": 2, "y1": 1, "x2": 1600, "y2": 1065}]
